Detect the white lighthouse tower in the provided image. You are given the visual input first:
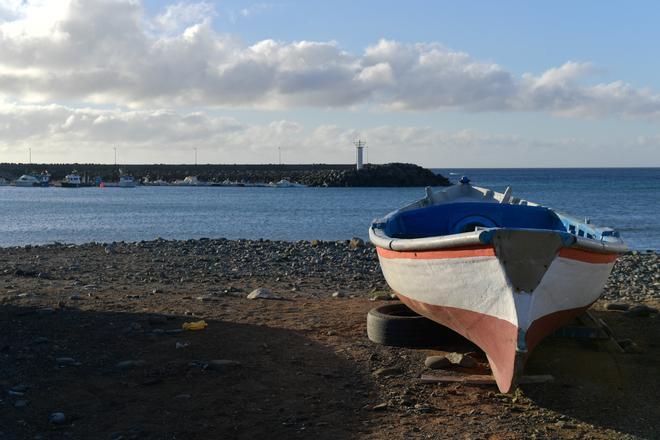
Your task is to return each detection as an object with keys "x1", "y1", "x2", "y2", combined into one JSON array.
[{"x1": 354, "y1": 139, "x2": 366, "y2": 170}]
